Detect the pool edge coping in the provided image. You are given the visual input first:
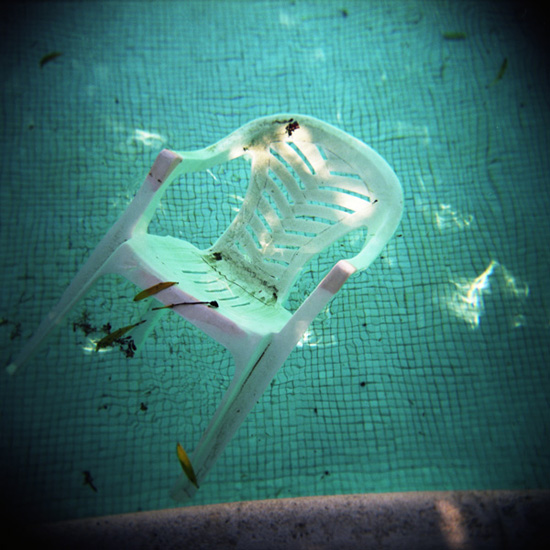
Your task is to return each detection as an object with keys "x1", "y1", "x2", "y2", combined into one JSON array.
[{"x1": 27, "y1": 489, "x2": 550, "y2": 548}]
